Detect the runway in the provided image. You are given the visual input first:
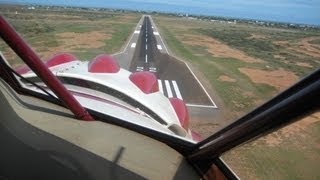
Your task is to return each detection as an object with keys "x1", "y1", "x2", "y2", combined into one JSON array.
[
  {"x1": 128, "y1": 16, "x2": 217, "y2": 108},
  {"x1": 113, "y1": 15, "x2": 222, "y2": 129}
]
